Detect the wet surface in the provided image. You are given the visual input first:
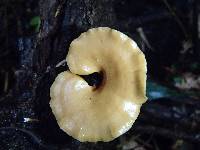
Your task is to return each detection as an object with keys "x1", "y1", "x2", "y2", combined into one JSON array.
[{"x1": 0, "y1": 0, "x2": 199, "y2": 149}]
